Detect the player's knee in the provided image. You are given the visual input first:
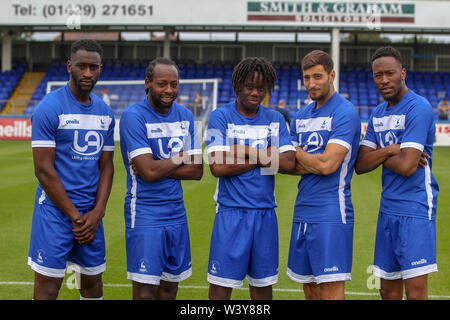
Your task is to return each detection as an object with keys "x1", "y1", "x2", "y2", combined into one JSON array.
[
  {"x1": 80, "y1": 274, "x2": 103, "y2": 298},
  {"x1": 133, "y1": 282, "x2": 158, "y2": 300},
  {"x1": 303, "y1": 283, "x2": 320, "y2": 300},
  {"x1": 34, "y1": 273, "x2": 63, "y2": 300},
  {"x1": 405, "y1": 283, "x2": 428, "y2": 300},
  {"x1": 379, "y1": 287, "x2": 402, "y2": 300},
  {"x1": 158, "y1": 281, "x2": 178, "y2": 300},
  {"x1": 319, "y1": 282, "x2": 345, "y2": 300}
]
